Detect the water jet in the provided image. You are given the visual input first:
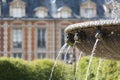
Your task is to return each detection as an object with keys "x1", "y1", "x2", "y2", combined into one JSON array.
[{"x1": 65, "y1": 19, "x2": 120, "y2": 61}]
